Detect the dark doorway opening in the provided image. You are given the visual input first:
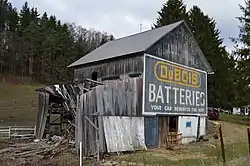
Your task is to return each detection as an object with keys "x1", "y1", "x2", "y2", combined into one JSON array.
[
  {"x1": 91, "y1": 72, "x2": 98, "y2": 81},
  {"x1": 169, "y1": 116, "x2": 178, "y2": 132}
]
